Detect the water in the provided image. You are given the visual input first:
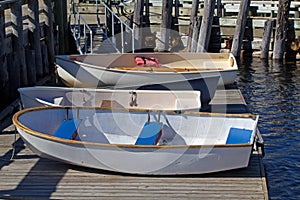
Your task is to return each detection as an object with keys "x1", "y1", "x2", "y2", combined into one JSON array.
[{"x1": 237, "y1": 58, "x2": 300, "y2": 200}]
